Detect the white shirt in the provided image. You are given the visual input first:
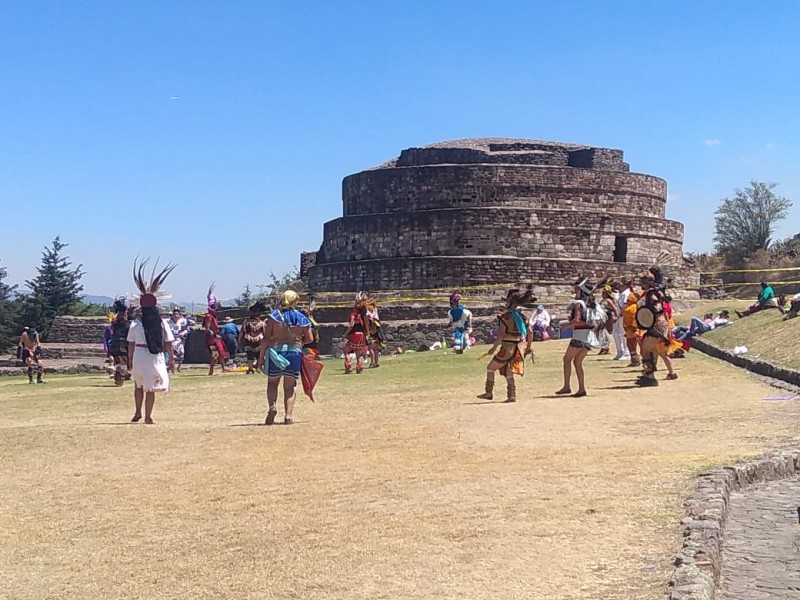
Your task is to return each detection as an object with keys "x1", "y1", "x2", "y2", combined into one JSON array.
[
  {"x1": 617, "y1": 288, "x2": 631, "y2": 312},
  {"x1": 450, "y1": 308, "x2": 473, "y2": 330},
  {"x1": 127, "y1": 318, "x2": 175, "y2": 347},
  {"x1": 529, "y1": 309, "x2": 551, "y2": 328}
]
